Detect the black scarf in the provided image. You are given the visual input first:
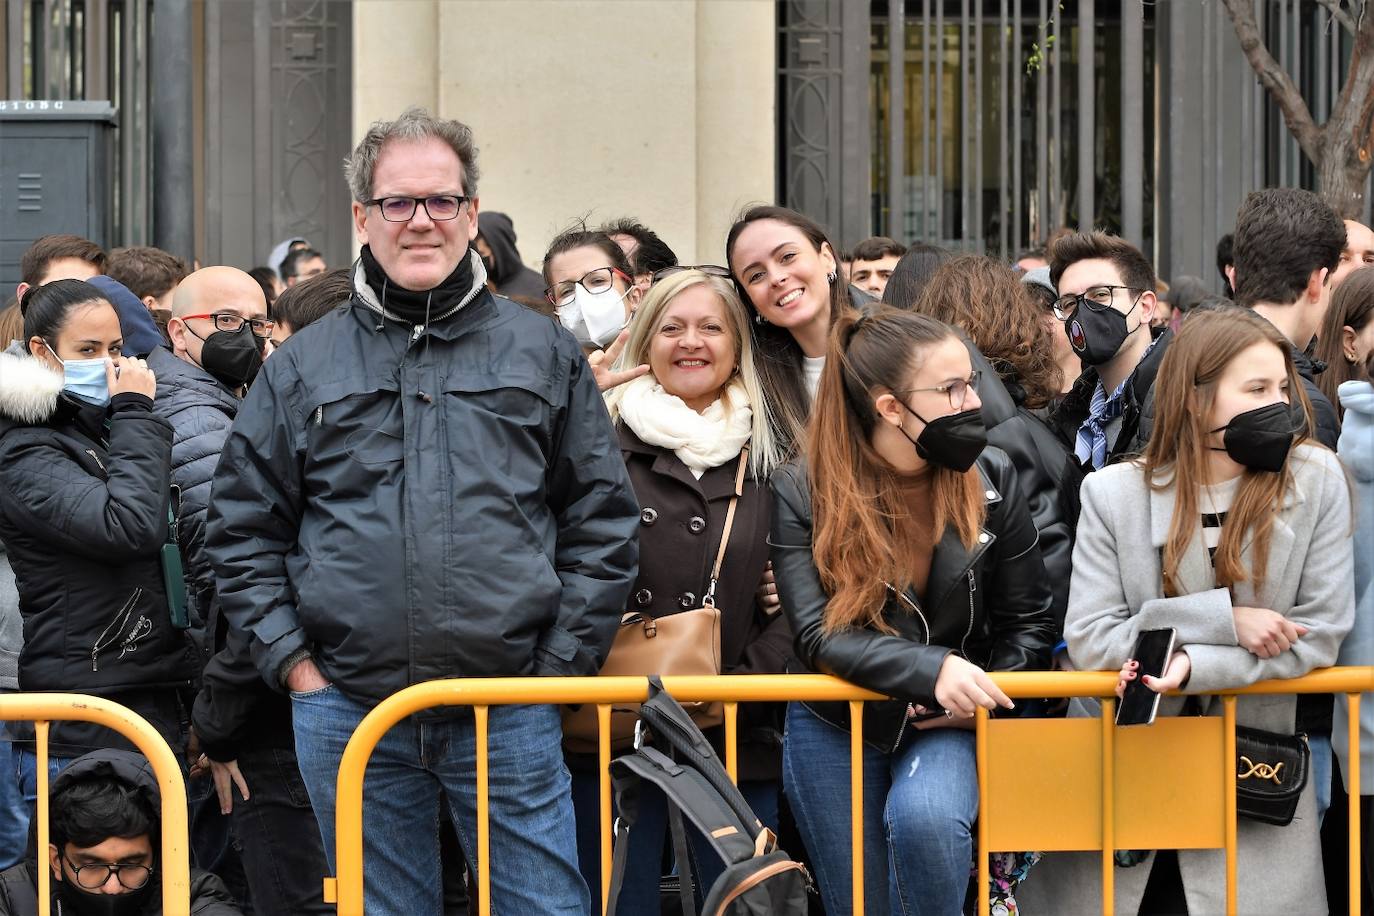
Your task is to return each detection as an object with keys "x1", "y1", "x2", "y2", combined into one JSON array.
[{"x1": 359, "y1": 244, "x2": 475, "y2": 324}]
